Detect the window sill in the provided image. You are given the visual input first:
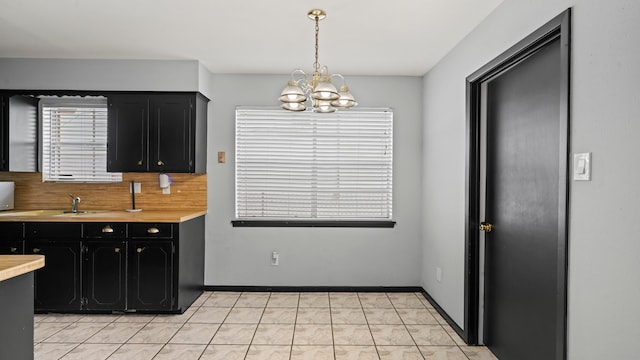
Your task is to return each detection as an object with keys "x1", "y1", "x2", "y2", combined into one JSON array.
[{"x1": 231, "y1": 220, "x2": 396, "y2": 228}]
